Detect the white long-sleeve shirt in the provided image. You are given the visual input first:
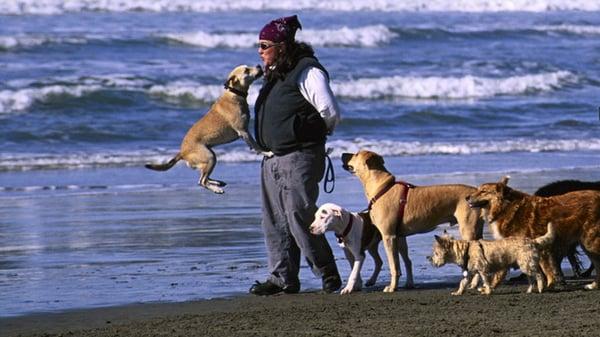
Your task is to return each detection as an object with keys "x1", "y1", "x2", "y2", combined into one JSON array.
[{"x1": 297, "y1": 66, "x2": 341, "y2": 134}]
